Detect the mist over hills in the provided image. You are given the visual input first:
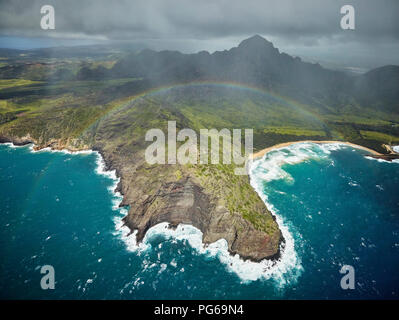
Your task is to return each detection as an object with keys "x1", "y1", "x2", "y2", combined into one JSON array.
[
  {"x1": 0, "y1": 35, "x2": 398, "y2": 114},
  {"x1": 354, "y1": 65, "x2": 399, "y2": 114},
  {"x1": 103, "y1": 35, "x2": 398, "y2": 113},
  {"x1": 1, "y1": 35, "x2": 399, "y2": 264},
  {"x1": 111, "y1": 35, "x2": 349, "y2": 94}
]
